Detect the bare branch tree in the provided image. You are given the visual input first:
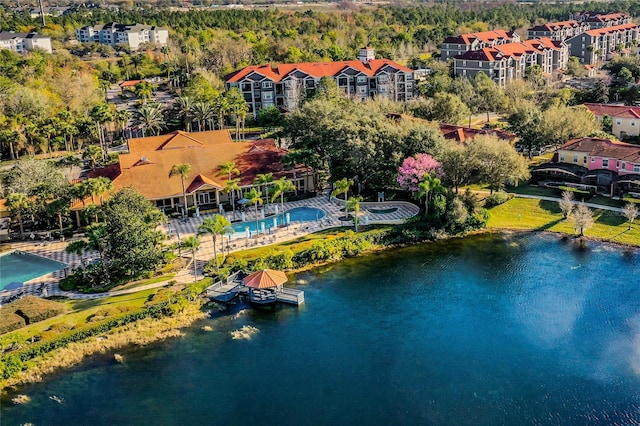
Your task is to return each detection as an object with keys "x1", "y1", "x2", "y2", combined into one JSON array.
[
  {"x1": 622, "y1": 202, "x2": 638, "y2": 230},
  {"x1": 559, "y1": 190, "x2": 574, "y2": 220},
  {"x1": 573, "y1": 201, "x2": 594, "y2": 237}
]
